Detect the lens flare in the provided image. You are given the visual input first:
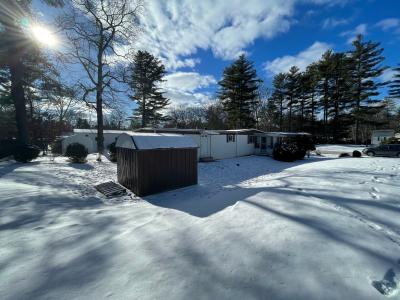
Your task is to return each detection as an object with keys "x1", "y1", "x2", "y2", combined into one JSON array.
[{"x1": 31, "y1": 25, "x2": 58, "y2": 48}]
